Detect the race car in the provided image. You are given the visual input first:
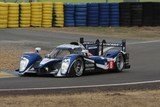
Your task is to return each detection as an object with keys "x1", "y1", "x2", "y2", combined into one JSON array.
[{"x1": 16, "y1": 38, "x2": 130, "y2": 77}]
